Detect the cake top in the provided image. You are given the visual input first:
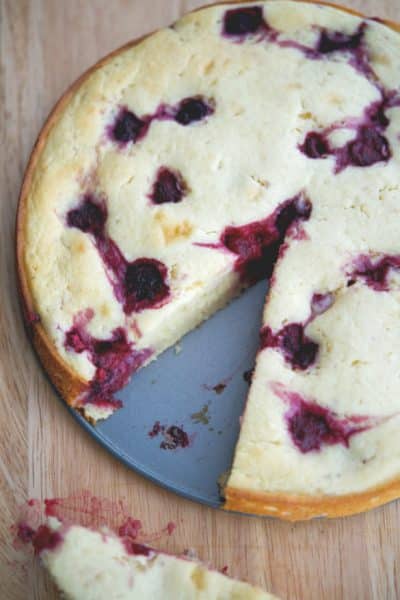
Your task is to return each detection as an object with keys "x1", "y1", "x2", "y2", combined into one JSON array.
[{"x1": 19, "y1": 1, "x2": 400, "y2": 422}]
